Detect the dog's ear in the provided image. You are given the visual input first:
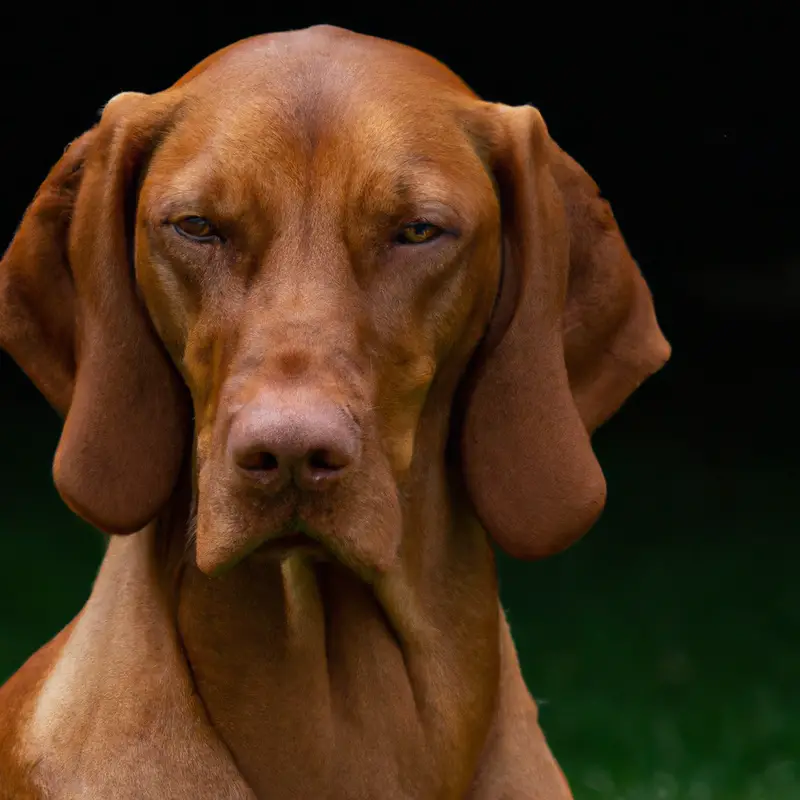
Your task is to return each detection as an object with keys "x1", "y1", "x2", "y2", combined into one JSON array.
[
  {"x1": 0, "y1": 131, "x2": 94, "y2": 415},
  {"x1": 0, "y1": 93, "x2": 189, "y2": 534},
  {"x1": 462, "y1": 105, "x2": 670, "y2": 559}
]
